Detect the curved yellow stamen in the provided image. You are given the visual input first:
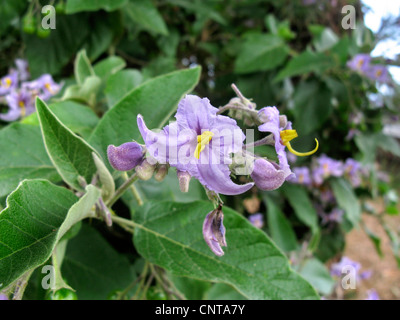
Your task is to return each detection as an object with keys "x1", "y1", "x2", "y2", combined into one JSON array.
[
  {"x1": 280, "y1": 129, "x2": 319, "y2": 157},
  {"x1": 194, "y1": 131, "x2": 214, "y2": 159}
]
